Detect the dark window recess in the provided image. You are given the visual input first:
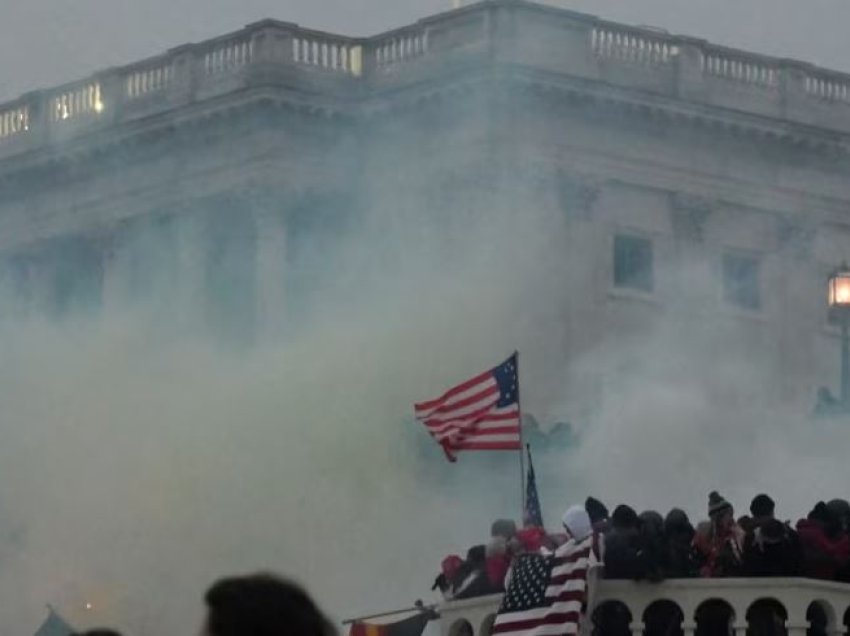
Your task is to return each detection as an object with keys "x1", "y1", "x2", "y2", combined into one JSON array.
[
  {"x1": 723, "y1": 253, "x2": 760, "y2": 310},
  {"x1": 613, "y1": 235, "x2": 654, "y2": 292}
]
